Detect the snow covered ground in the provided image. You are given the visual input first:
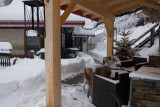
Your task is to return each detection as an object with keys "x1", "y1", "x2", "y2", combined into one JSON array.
[{"x1": 0, "y1": 53, "x2": 96, "y2": 107}]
